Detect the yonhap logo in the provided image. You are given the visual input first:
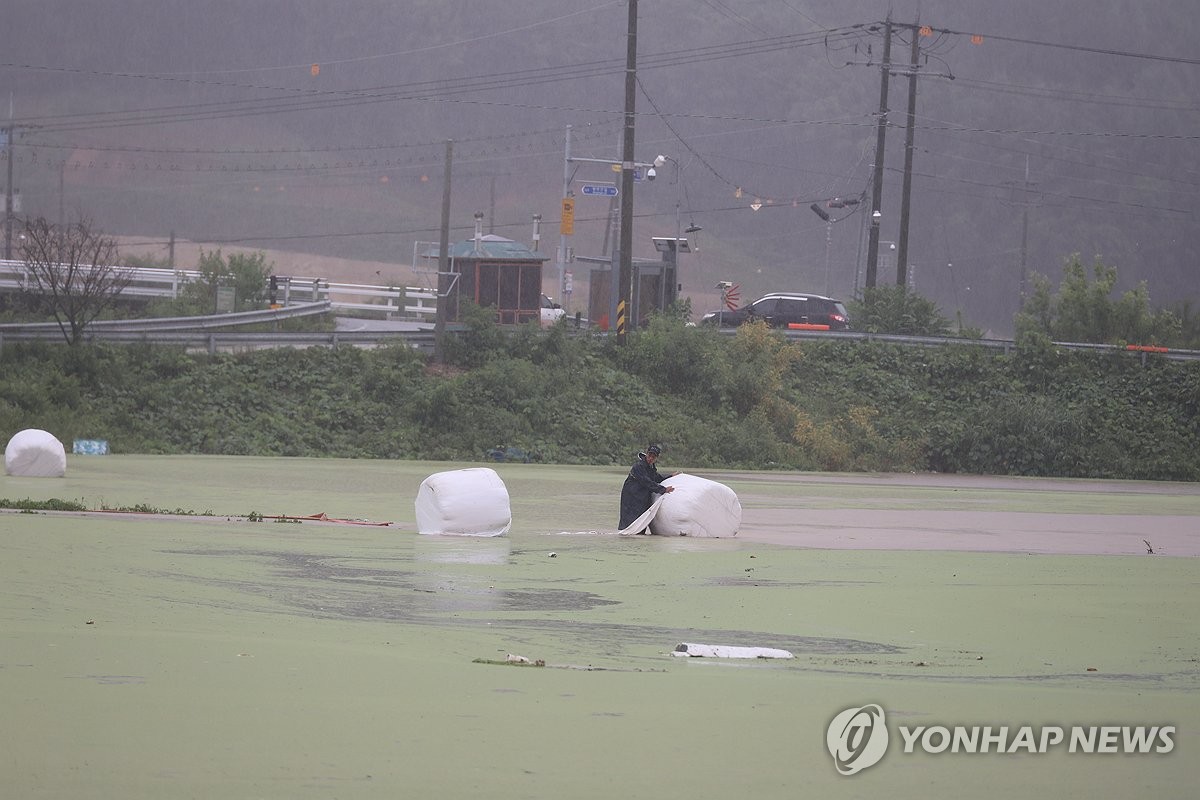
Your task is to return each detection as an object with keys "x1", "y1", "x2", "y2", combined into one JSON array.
[
  {"x1": 826, "y1": 703, "x2": 1176, "y2": 776},
  {"x1": 827, "y1": 704, "x2": 889, "y2": 775}
]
